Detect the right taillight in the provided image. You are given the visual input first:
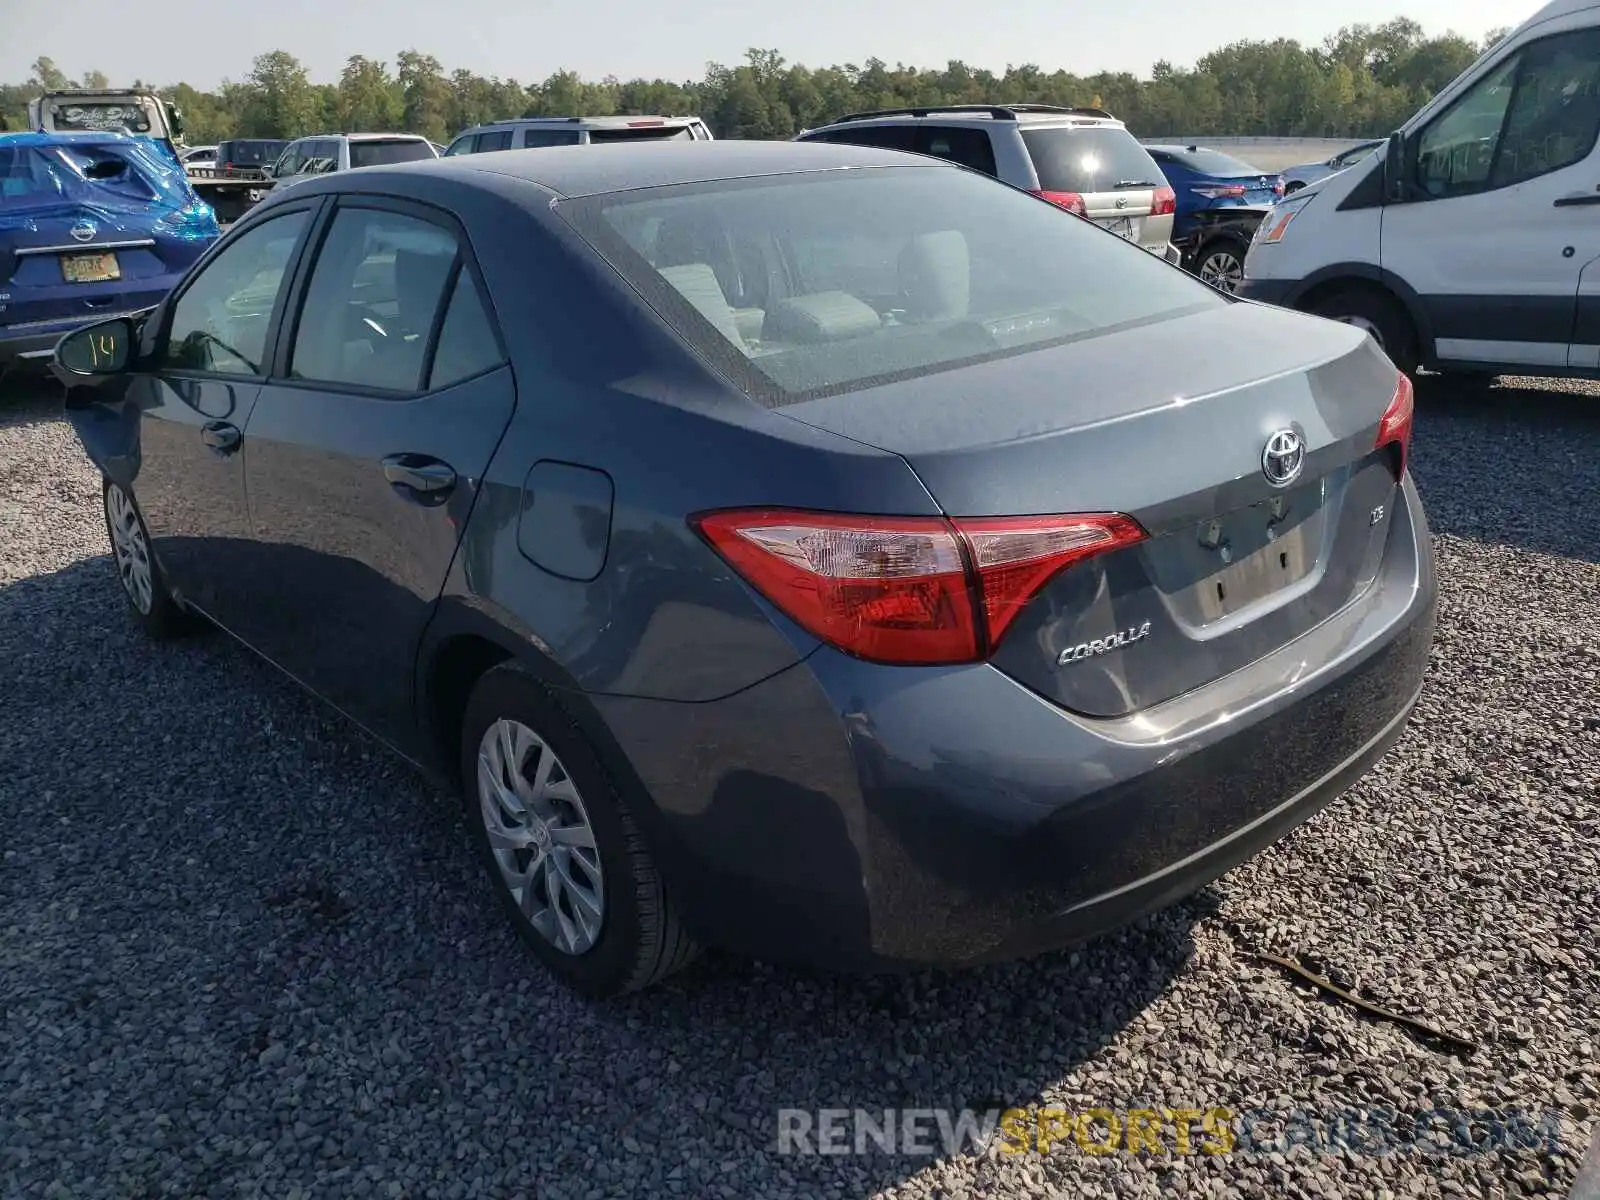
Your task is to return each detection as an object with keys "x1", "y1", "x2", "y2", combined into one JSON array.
[
  {"x1": 1029, "y1": 189, "x2": 1088, "y2": 217},
  {"x1": 1375, "y1": 371, "x2": 1415, "y2": 480},
  {"x1": 690, "y1": 508, "x2": 1147, "y2": 666}
]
